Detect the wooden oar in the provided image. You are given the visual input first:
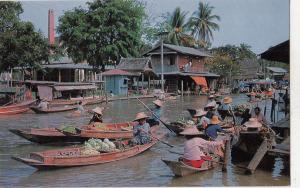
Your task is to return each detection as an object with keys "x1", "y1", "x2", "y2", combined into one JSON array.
[
  {"x1": 139, "y1": 128, "x2": 174, "y2": 148},
  {"x1": 135, "y1": 97, "x2": 173, "y2": 132},
  {"x1": 149, "y1": 133, "x2": 174, "y2": 148}
]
